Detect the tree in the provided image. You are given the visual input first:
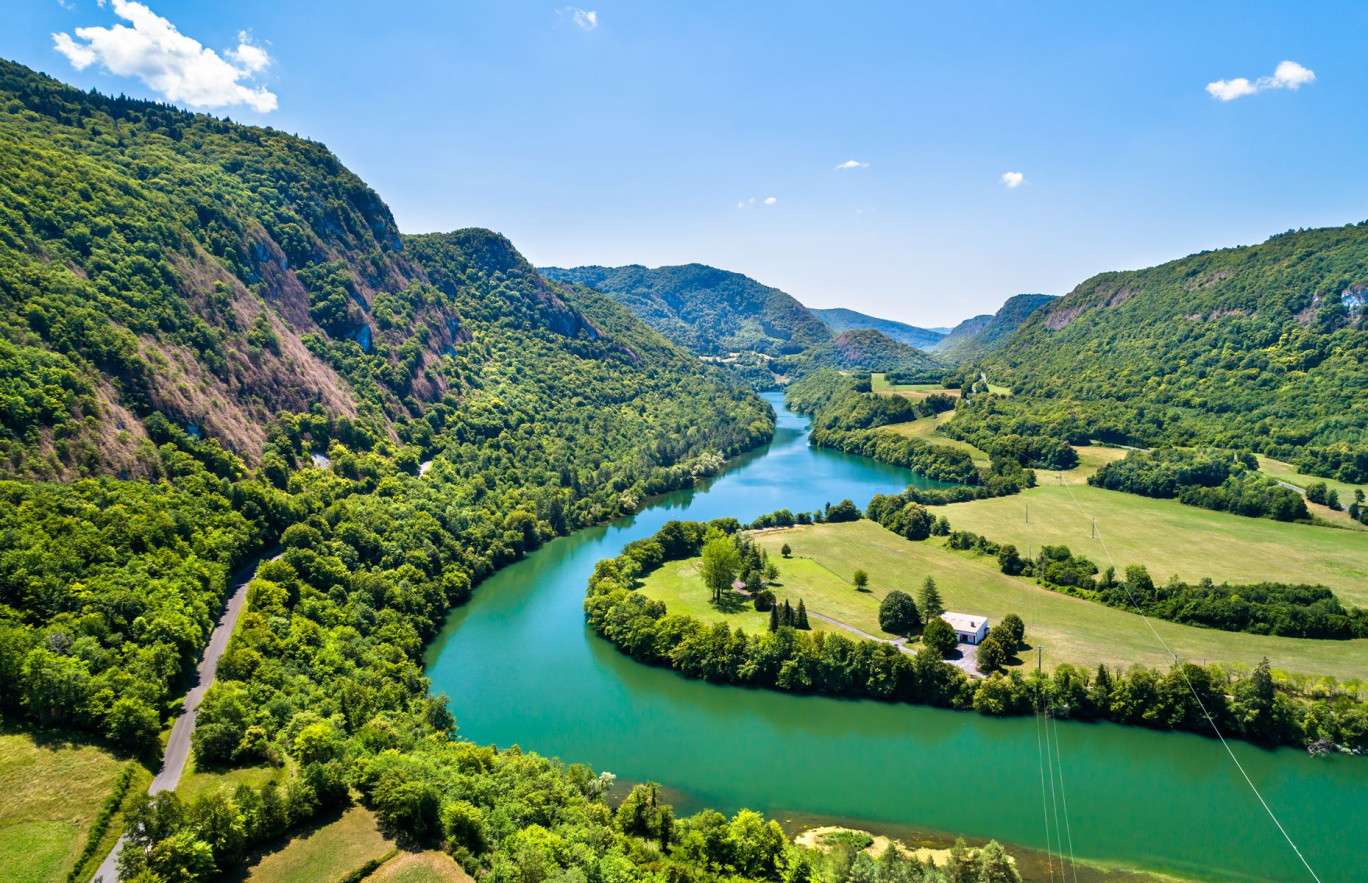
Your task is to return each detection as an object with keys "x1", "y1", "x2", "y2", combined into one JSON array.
[
  {"x1": 852, "y1": 569, "x2": 869, "y2": 591},
  {"x1": 976, "y1": 636, "x2": 1006, "y2": 674},
  {"x1": 827, "y1": 499, "x2": 861, "y2": 522},
  {"x1": 700, "y1": 535, "x2": 741, "y2": 603},
  {"x1": 795, "y1": 599, "x2": 809, "y2": 629},
  {"x1": 987, "y1": 613, "x2": 1025, "y2": 654},
  {"x1": 105, "y1": 697, "x2": 161, "y2": 752},
  {"x1": 780, "y1": 543, "x2": 792, "y2": 558},
  {"x1": 768, "y1": 605, "x2": 780, "y2": 632},
  {"x1": 764, "y1": 561, "x2": 780, "y2": 582},
  {"x1": 977, "y1": 840, "x2": 1021, "y2": 883},
  {"x1": 917, "y1": 576, "x2": 944, "y2": 619},
  {"x1": 878, "y1": 590, "x2": 921, "y2": 636},
  {"x1": 921, "y1": 617, "x2": 958, "y2": 658},
  {"x1": 1234, "y1": 656, "x2": 1278, "y2": 744},
  {"x1": 997, "y1": 544, "x2": 1024, "y2": 575}
]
